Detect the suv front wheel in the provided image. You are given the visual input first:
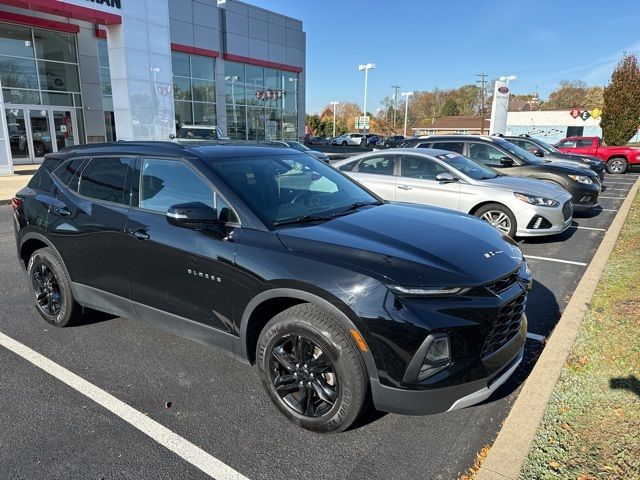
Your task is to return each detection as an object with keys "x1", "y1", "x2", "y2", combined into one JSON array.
[{"x1": 256, "y1": 304, "x2": 369, "y2": 433}]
